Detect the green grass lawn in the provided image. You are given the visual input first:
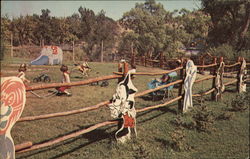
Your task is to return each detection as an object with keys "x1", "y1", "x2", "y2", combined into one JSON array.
[{"x1": 1, "y1": 58, "x2": 249, "y2": 159}]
